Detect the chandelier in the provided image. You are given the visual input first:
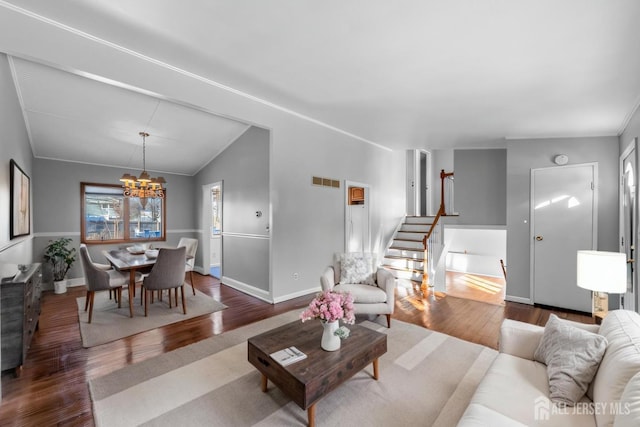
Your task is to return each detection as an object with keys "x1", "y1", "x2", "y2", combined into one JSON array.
[{"x1": 119, "y1": 132, "x2": 165, "y2": 208}]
